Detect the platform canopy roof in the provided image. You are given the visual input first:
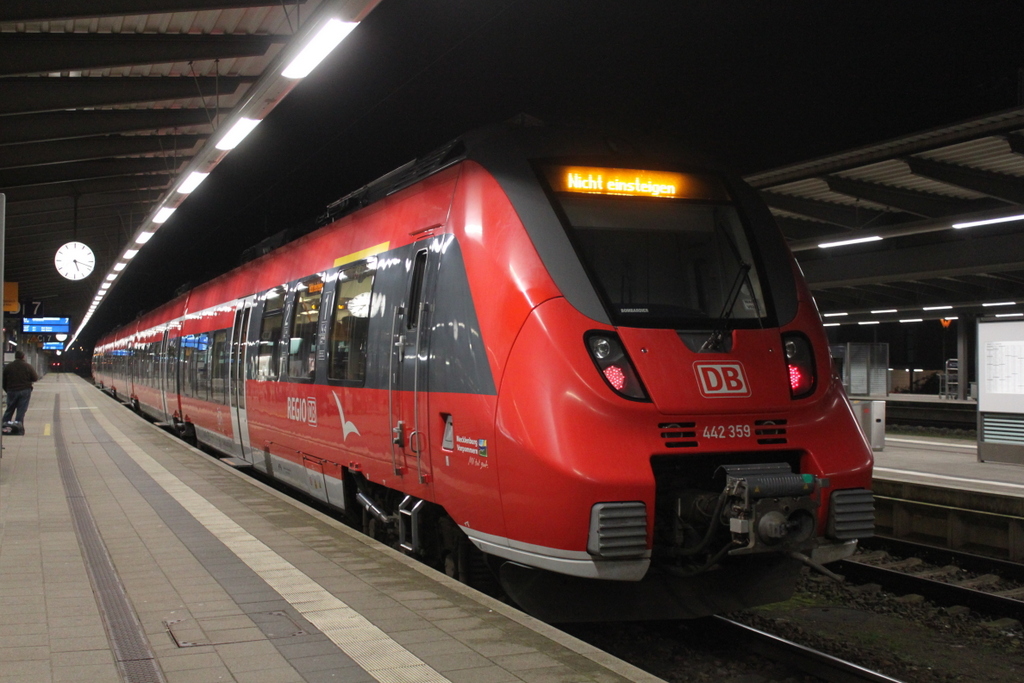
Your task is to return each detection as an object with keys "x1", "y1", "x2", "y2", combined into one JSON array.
[
  {"x1": 0, "y1": 0, "x2": 379, "y2": 342},
  {"x1": 747, "y1": 107, "x2": 1024, "y2": 325}
]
